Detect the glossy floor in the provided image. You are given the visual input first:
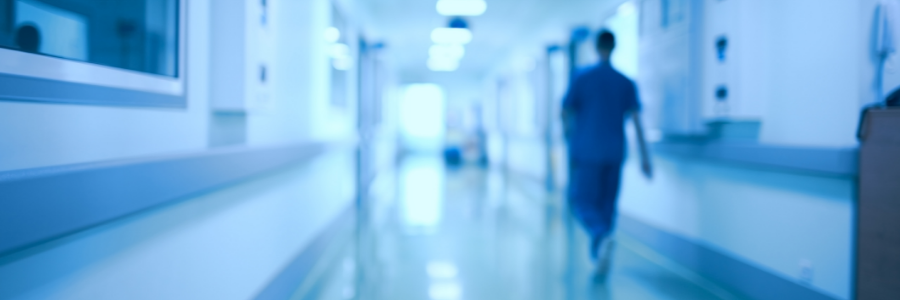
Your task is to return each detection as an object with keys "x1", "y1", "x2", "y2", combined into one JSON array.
[{"x1": 292, "y1": 155, "x2": 744, "y2": 300}]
